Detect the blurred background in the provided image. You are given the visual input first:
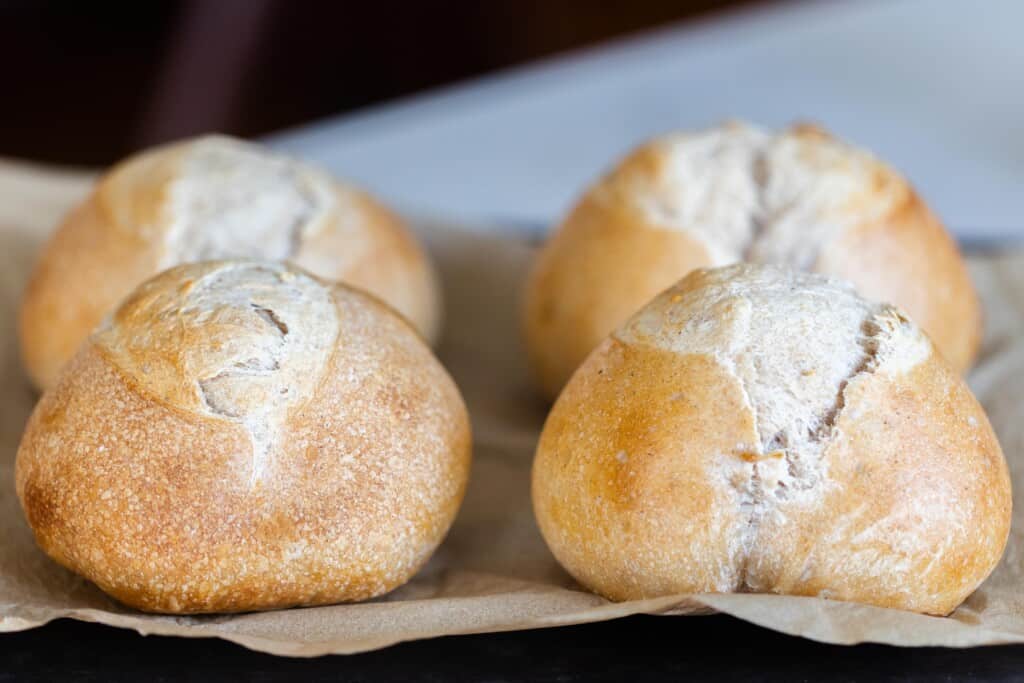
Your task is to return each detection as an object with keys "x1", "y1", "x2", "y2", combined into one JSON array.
[
  {"x1": 1, "y1": 0, "x2": 1021, "y2": 236},
  {"x1": 1, "y1": 0, "x2": 756, "y2": 165}
]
